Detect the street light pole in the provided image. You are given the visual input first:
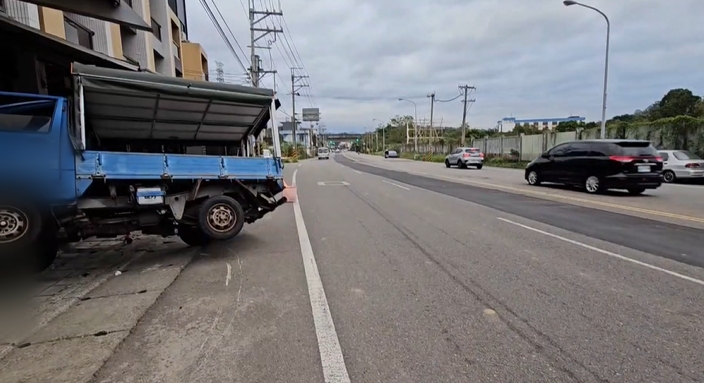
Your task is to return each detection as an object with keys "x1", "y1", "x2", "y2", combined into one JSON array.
[
  {"x1": 372, "y1": 118, "x2": 384, "y2": 151},
  {"x1": 563, "y1": 0, "x2": 610, "y2": 139},
  {"x1": 398, "y1": 98, "x2": 418, "y2": 152}
]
